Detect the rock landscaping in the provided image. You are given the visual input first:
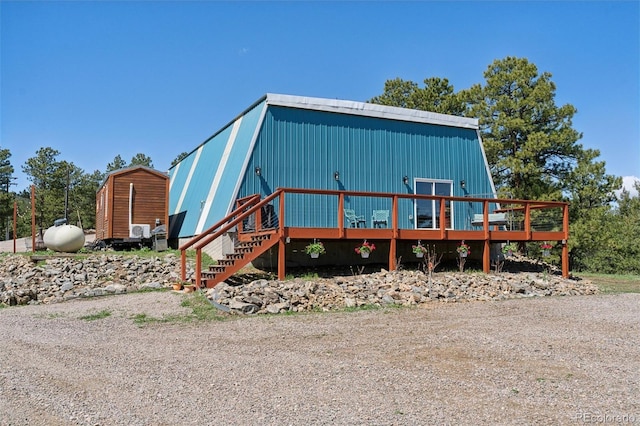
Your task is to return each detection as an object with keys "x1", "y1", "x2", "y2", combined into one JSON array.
[
  {"x1": 208, "y1": 268, "x2": 598, "y2": 314},
  {"x1": 0, "y1": 253, "x2": 598, "y2": 312},
  {"x1": 0, "y1": 253, "x2": 191, "y2": 306}
]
